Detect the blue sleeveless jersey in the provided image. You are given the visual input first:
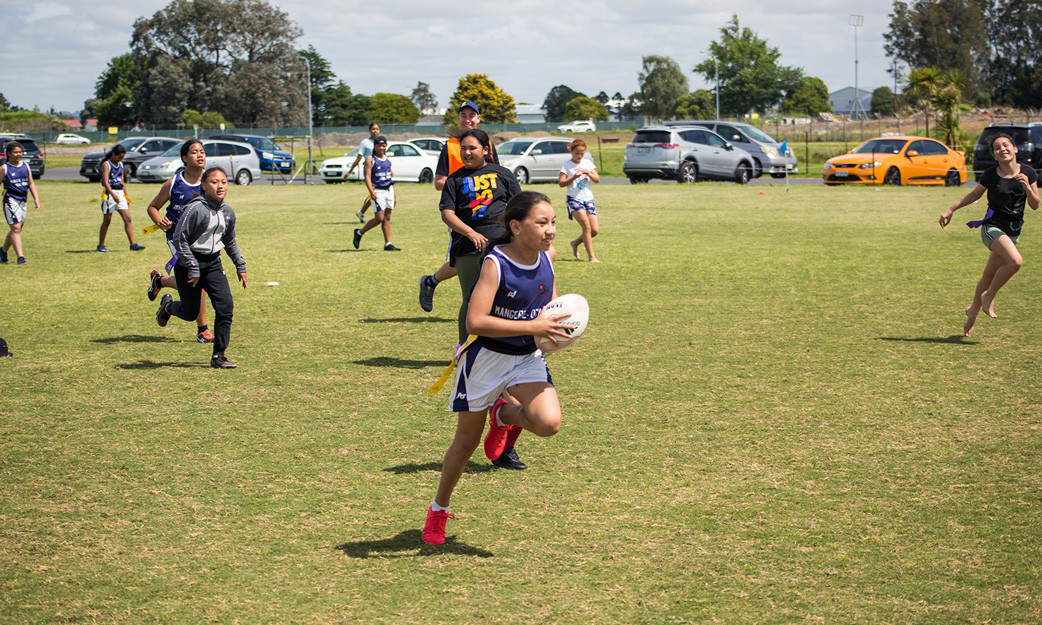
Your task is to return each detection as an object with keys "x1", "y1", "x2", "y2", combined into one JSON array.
[
  {"x1": 371, "y1": 156, "x2": 393, "y2": 188},
  {"x1": 166, "y1": 172, "x2": 202, "y2": 239},
  {"x1": 476, "y1": 246, "x2": 555, "y2": 354},
  {"x1": 3, "y1": 161, "x2": 30, "y2": 200},
  {"x1": 106, "y1": 161, "x2": 124, "y2": 190}
]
